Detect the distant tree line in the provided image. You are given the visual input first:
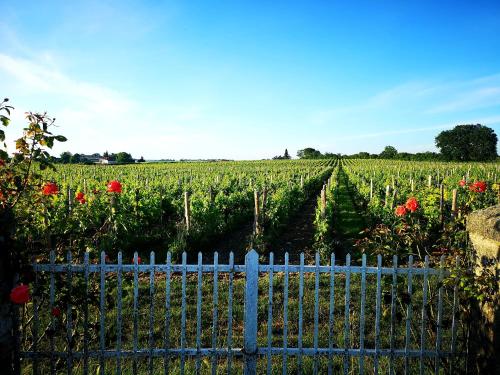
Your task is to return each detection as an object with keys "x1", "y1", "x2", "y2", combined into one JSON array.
[
  {"x1": 57, "y1": 151, "x2": 141, "y2": 164},
  {"x1": 296, "y1": 124, "x2": 498, "y2": 162},
  {"x1": 273, "y1": 149, "x2": 292, "y2": 160},
  {"x1": 296, "y1": 148, "x2": 339, "y2": 159}
]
